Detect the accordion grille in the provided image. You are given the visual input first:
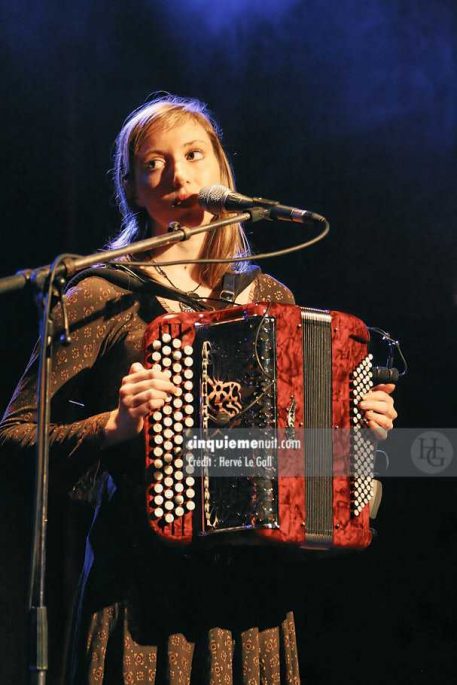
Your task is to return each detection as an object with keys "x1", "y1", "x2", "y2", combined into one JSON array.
[{"x1": 301, "y1": 309, "x2": 333, "y2": 544}]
